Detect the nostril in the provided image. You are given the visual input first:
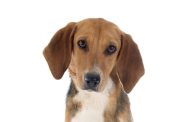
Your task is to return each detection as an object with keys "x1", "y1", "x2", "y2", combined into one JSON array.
[
  {"x1": 94, "y1": 81, "x2": 98, "y2": 86},
  {"x1": 86, "y1": 80, "x2": 90, "y2": 84}
]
